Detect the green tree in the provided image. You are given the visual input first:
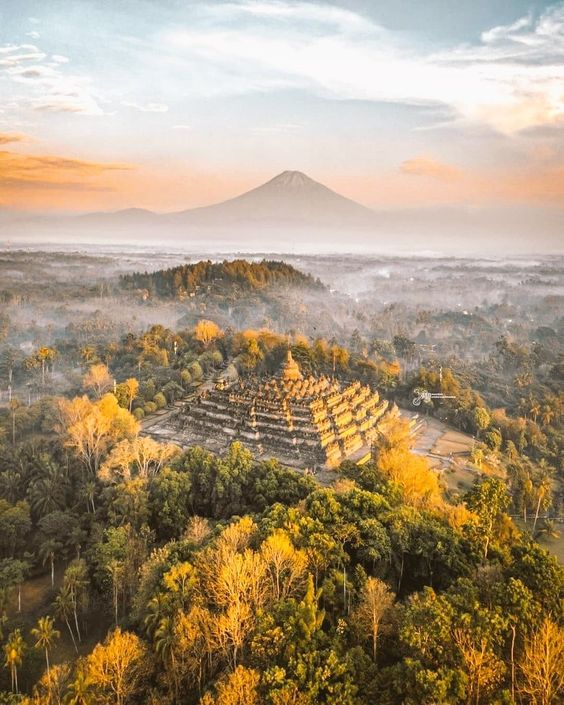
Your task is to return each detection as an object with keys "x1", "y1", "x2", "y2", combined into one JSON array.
[
  {"x1": 0, "y1": 500, "x2": 31, "y2": 559},
  {"x1": 465, "y1": 478, "x2": 510, "y2": 560},
  {"x1": 0, "y1": 558, "x2": 30, "y2": 613},
  {"x1": 472, "y1": 407, "x2": 490, "y2": 439},
  {"x1": 54, "y1": 585, "x2": 79, "y2": 653},
  {"x1": 63, "y1": 559, "x2": 89, "y2": 644}
]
